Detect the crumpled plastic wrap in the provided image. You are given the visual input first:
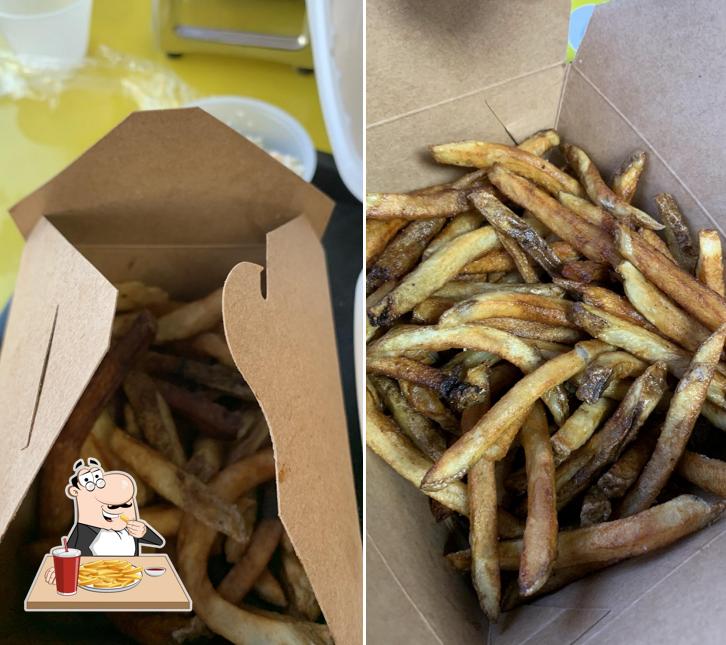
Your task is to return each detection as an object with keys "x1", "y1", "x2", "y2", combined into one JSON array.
[{"x1": 0, "y1": 44, "x2": 196, "y2": 109}]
